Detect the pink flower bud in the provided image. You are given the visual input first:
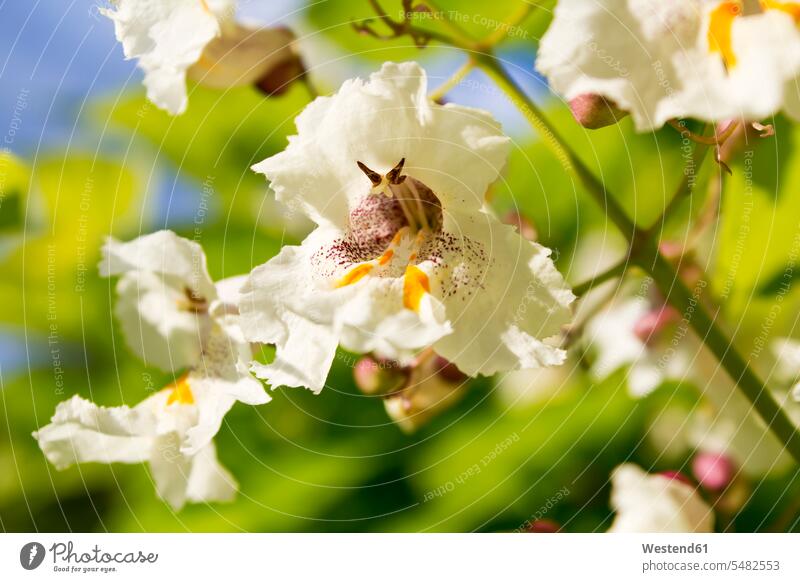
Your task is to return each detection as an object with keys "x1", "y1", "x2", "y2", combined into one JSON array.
[
  {"x1": 633, "y1": 305, "x2": 680, "y2": 344},
  {"x1": 353, "y1": 356, "x2": 408, "y2": 395},
  {"x1": 658, "y1": 240, "x2": 684, "y2": 260},
  {"x1": 657, "y1": 470, "x2": 694, "y2": 486},
  {"x1": 433, "y1": 356, "x2": 467, "y2": 384},
  {"x1": 569, "y1": 93, "x2": 628, "y2": 129},
  {"x1": 692, "y1": 452, "x2": 735, "y2": 492},
  {"x1": 502, "y1": 211, "x2": 538, "y2": 242}
]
